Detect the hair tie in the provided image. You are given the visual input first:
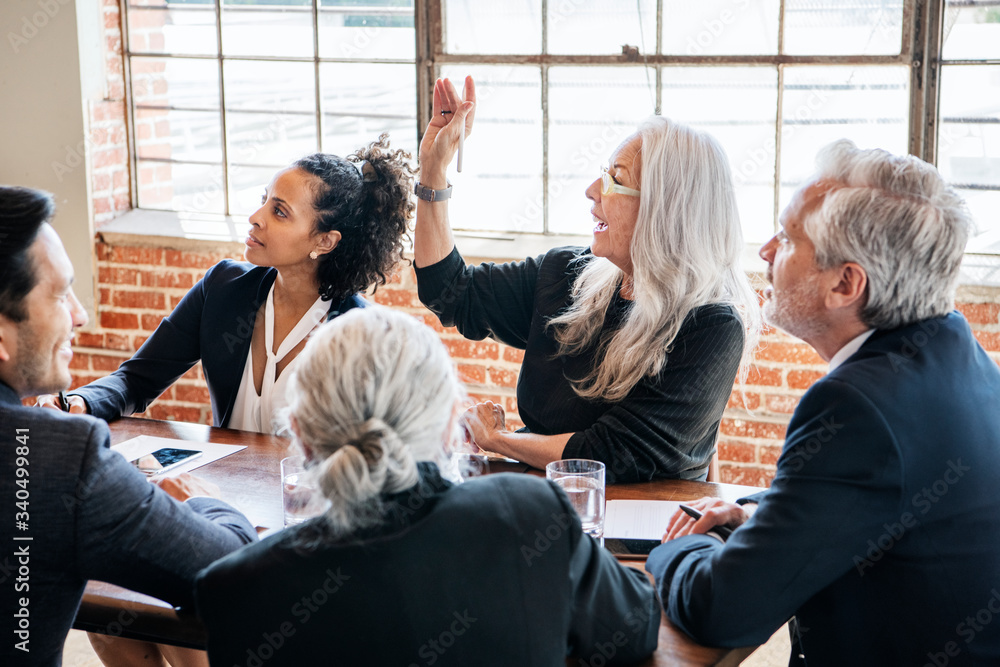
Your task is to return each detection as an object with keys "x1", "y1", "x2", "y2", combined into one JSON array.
[{"x1": 354, "y1": 159, "x2": 377, "y2": 183}]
